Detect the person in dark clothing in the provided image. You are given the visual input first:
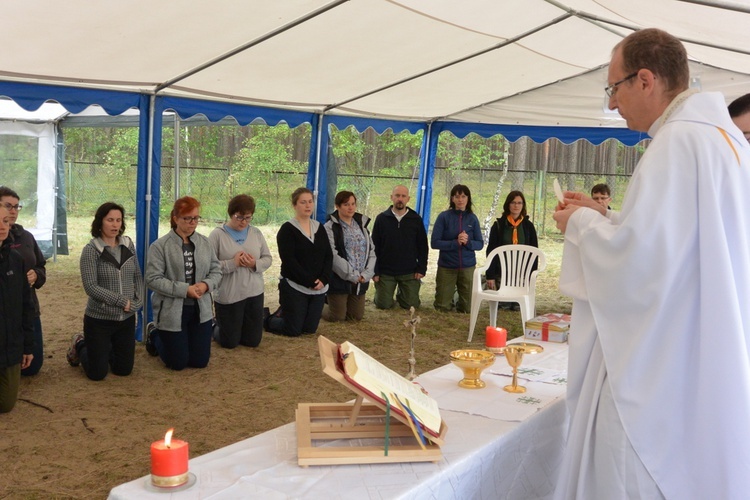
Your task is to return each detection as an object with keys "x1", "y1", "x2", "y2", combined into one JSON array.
[
  {"x1": 266, "y1": 188, "x2": 333, "y2": 337},
  {"x1": 0, "y1": 206, "x2": 34, "y2": 413},
  {"x1": 431, "y1": 184, "x2": 483, "y2": 313},
  {"x1": 0, "y1": 186, "x2": 46, "y2": 376},
  {"x1": 371, "y1": 185, "x2": 428, "y2": 310},
  {"x1": 323, "y1": 191, "x2": 376, "y2": 322},
  {"x1": 485, "y1": 191, "x2": 538, "y2": 310},
  {"x1": 591, "y1": 183, "x2": 612, "y2": 210}
]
